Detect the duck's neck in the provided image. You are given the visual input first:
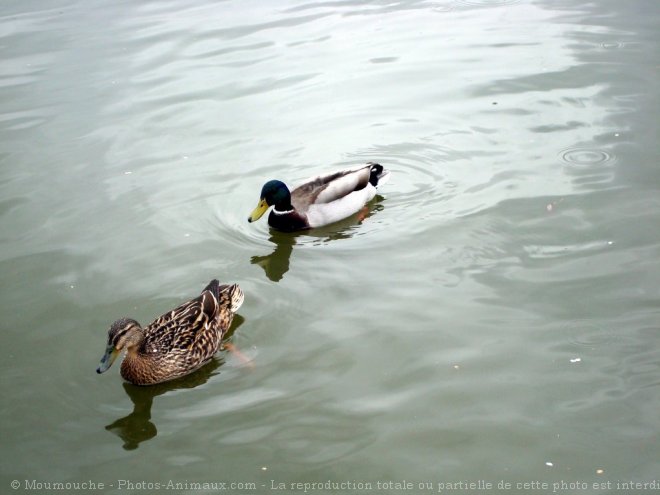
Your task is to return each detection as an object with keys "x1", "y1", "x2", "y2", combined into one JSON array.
[
  {"x1": 273, "y1": 205, "x2": 294, "y2": 215},
  {"x1": 121, "y1": 341, "x2": 162, "y2": 385},
  {"x1": 124, "y1": 326, "x2": 146, "y2": 351},
  {"x1": 273, "y1": 192, "x2": 294, "y2": 214},
  {"x1": 119, "y1": 329, "x2": 150, "y2": 380}
]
